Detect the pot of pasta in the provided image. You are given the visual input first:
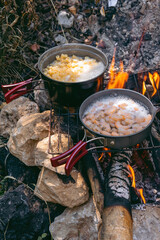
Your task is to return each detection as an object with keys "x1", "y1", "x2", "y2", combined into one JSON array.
[{"x1": 38, "y1": 43, "x2": 108, "y2": 107}]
